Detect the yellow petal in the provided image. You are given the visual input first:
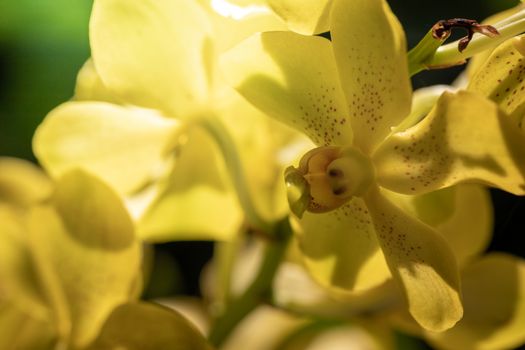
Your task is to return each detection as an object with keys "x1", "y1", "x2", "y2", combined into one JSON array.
[
  {"x1": 0, "y1": 157, "x2": 52, "y2": 207},
  {"x1": 364, "y1": 187, "x2": 462, "y2": 332},
  {"x1": 0, "y1": 205, "x2": 48, "y2": 320},
  {"x1": 33, "y1": 101, "x2": 179, "y2": 194},
  {"x1": 138, "y1": 127, "x2": 243, "y2": 242},
  {"x1": 266, "y1": 0, "x2": 333, "y2": 34},
  {"x1": 73, "y1": 59, "x2": 120, "y2": 104},
  {"x1": 87, "y1": 302, "x2": 212, "y2": 350},
  {"x1": 294, "y1": 197, "x2": 391, "y2": 295},
  {"x1": 218, "y1": 92, "x2": 312, "y2": 223},
  {"x1": 373, "y1": 90, "x2": 525, "y2": 195},
  {"x1": 382, "y1": 184, "x2": 493, "y2": 266},
  {"x1": 90, "y1": 0, "x2": 213, "y2": 117},
  {"x1": 0, "y1": 303, "x2": 56, "y2": 350},
  {"x1": 426, "y1": 253, "x2": 525, "y2": 350},
  {"x1": 468, "y1": 35, "x2": 525, "y2": 126},
  {"x1": 201, "y1": 0, "x2": 286, "y2": 52},
  {"x1": 28, "y1": 170, "x2": 141, "y2": 347},
  {"x1": 330, "y1": 0, "x2": 412, "y2": 153},
  {"x1": 222, "y1": 306, "x2": 305, "y2": 350},
  {"x1": 221, "y1": 31, "x2": 352, "y2": 146}
]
